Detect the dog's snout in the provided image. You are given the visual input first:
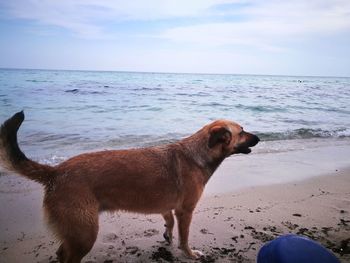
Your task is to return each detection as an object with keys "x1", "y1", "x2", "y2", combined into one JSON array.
[
  {"x1": 251, "y1": 134, "x2": 260, "y2": 146},
  {"x1": 244, "y1": 132, "x2": 259, "y2": 147}
]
